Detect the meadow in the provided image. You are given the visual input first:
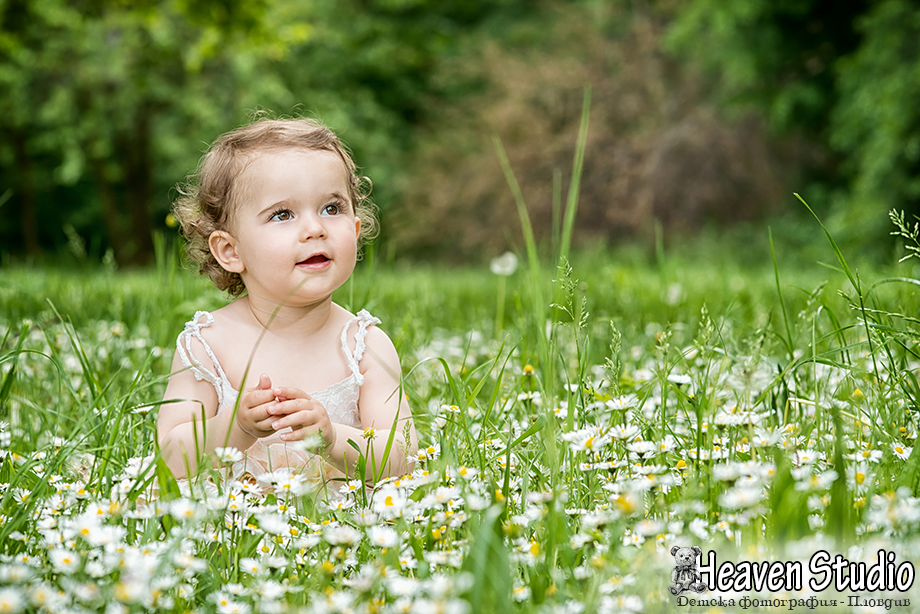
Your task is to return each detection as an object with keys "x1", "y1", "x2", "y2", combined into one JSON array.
[{"x1": 2, "y1": 210, "x2": 920, "y2": 613}]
